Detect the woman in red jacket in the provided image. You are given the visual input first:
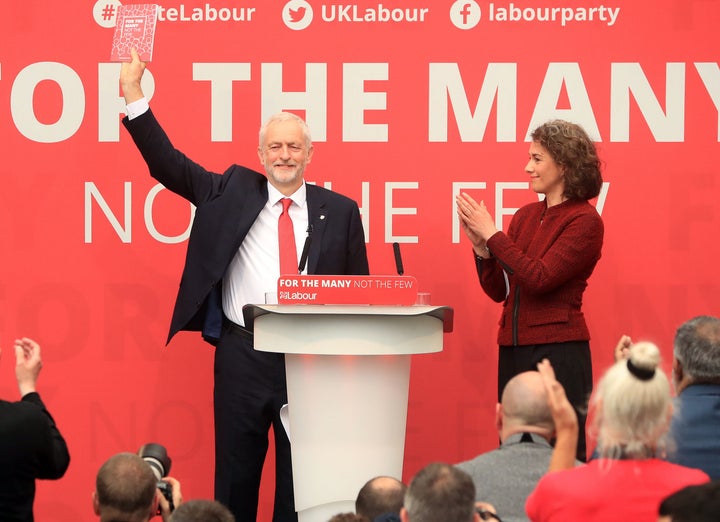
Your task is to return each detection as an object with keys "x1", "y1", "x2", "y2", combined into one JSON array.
[
  {"x1": 525, "y1": 344, "x2": 709, "y2": 522},
  {"x1": 456, "y1": 119, "x2": 604, "y2": 461}
]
